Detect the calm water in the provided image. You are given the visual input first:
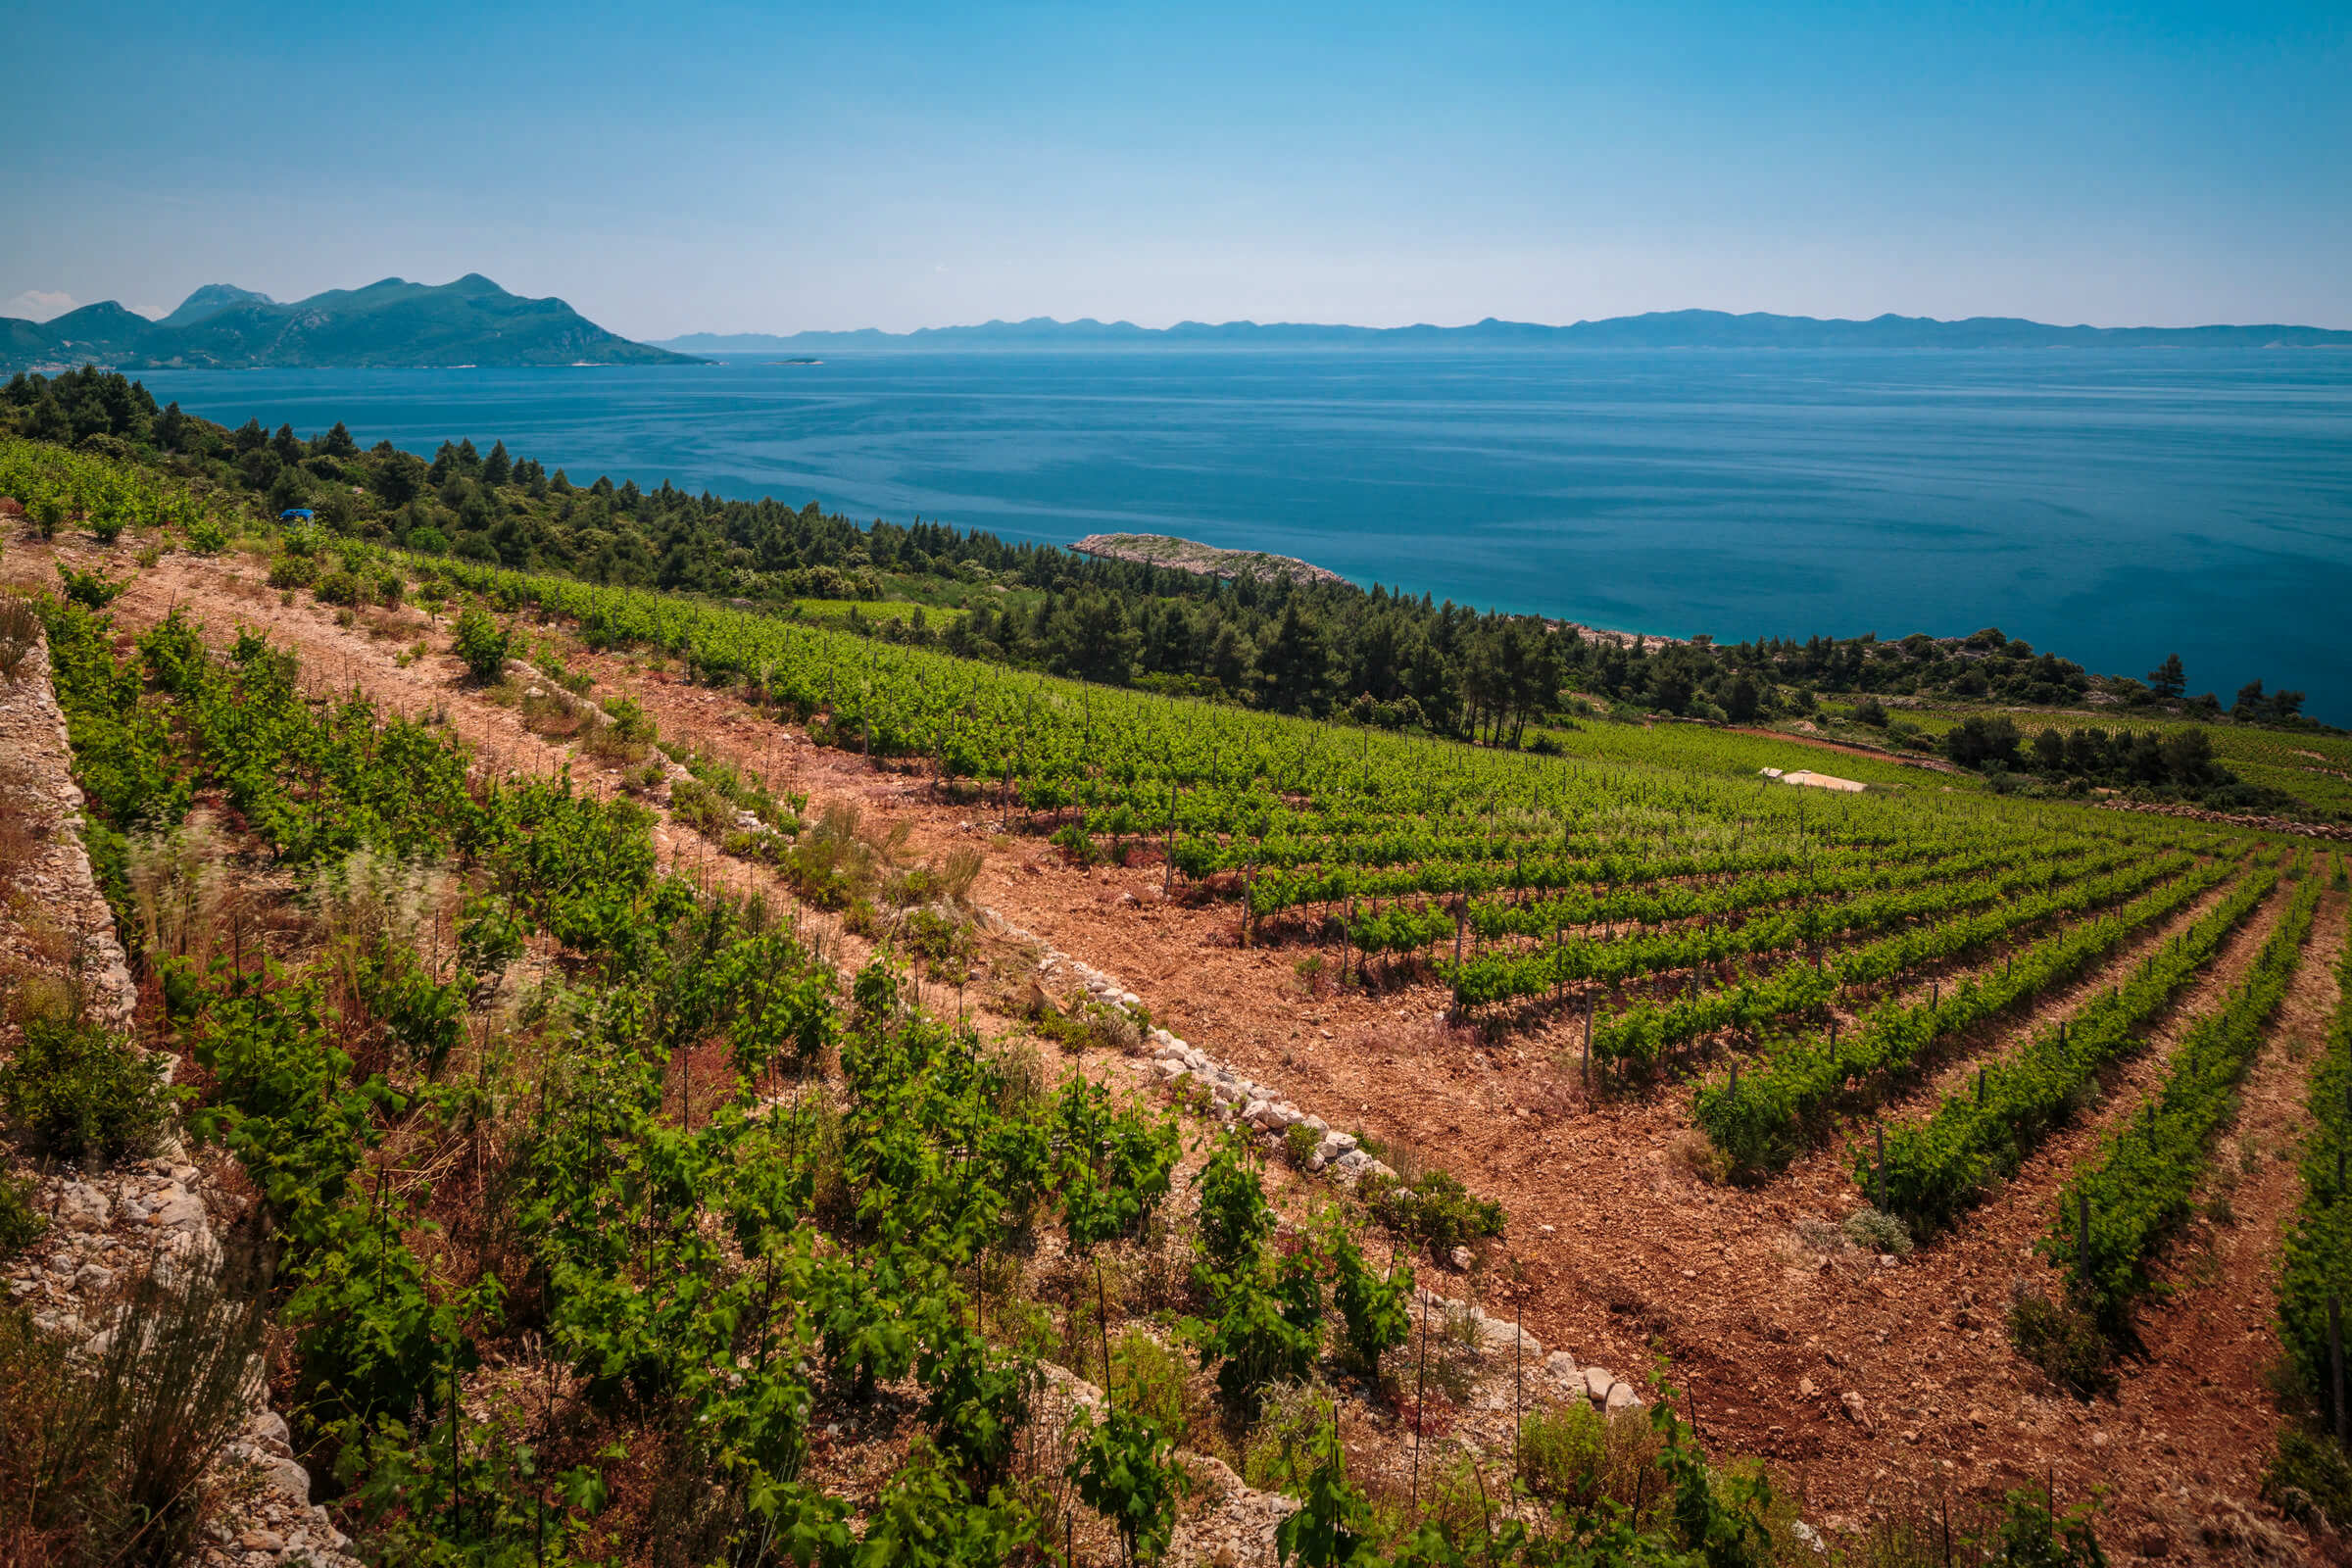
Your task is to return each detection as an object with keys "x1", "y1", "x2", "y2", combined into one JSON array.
[{"x1": 136, "y1": 349, "x2": 2352, "y2": 722}]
